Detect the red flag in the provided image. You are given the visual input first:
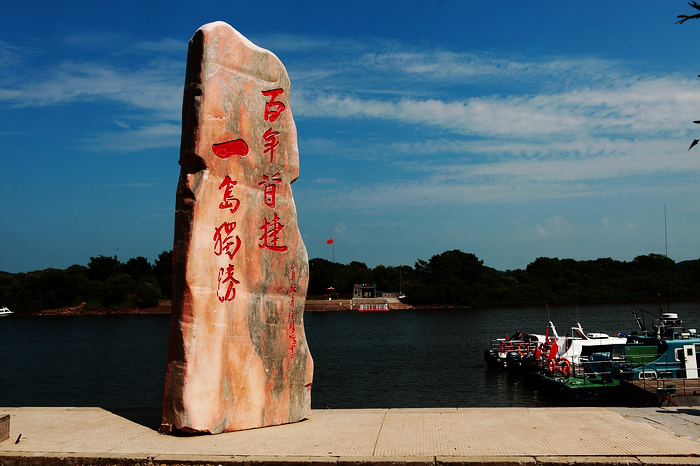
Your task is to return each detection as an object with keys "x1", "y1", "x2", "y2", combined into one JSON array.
[
  {"x1": 548, "y1": 339, "x2": 559, "y2": 361},
  {"x1": 326, "y1": 238, "x2": 334, "y2": 244}
]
